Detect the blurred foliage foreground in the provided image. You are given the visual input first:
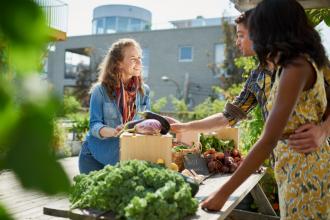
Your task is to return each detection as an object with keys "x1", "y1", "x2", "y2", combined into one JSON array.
[{"x1": 0, "y1": 1, "x2": 70, "y2": 219}]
